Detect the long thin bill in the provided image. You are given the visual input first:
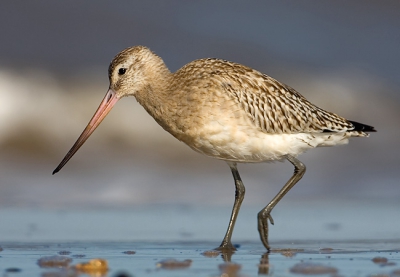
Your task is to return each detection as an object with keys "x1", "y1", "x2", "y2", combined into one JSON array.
[{"x1": 52, "y1": 89, "x2": 120, "y2": 174}]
